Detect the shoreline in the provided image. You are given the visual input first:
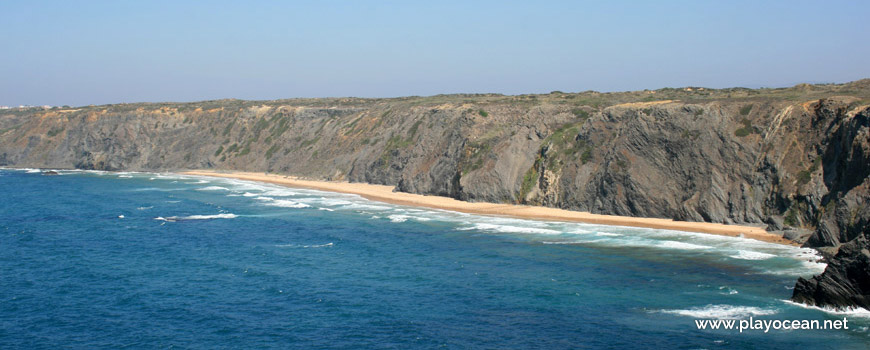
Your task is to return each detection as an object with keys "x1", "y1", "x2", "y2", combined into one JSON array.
[{"x1": 182, "y1": 170, "x2": 796, "y2": 246}]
